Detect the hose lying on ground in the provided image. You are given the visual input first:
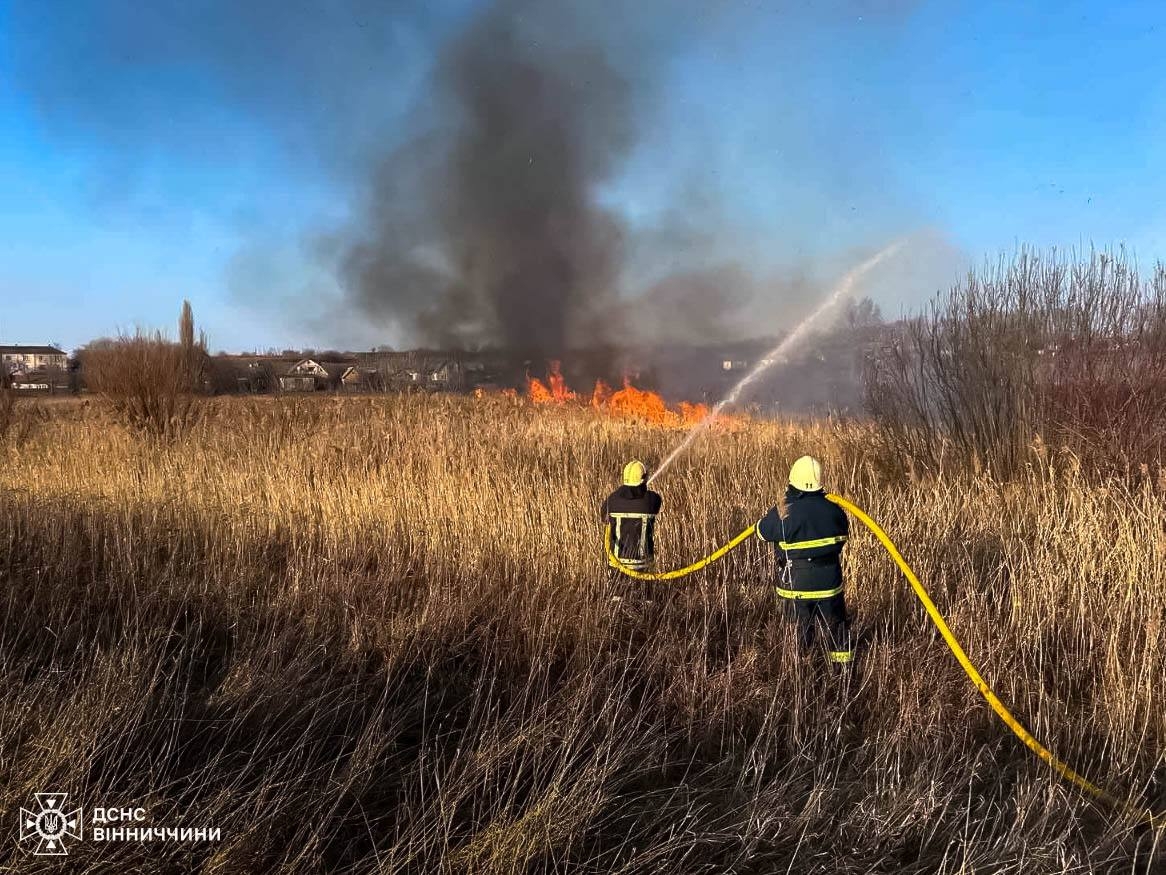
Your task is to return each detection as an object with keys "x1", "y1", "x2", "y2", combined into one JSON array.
[{"x1": 604, "y1": 493, "x2": 1162, "y2": 827}]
